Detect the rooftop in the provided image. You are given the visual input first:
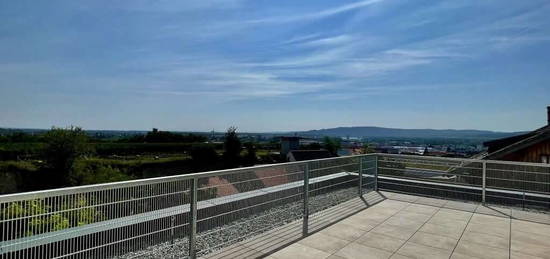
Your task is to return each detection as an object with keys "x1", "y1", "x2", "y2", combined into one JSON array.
[
  {"x1": 1, "y1": 153, "x2": 550, "y2": 259},
  {"x1": 206, "y1": 191, "x2": 550, "y2": 259}
]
